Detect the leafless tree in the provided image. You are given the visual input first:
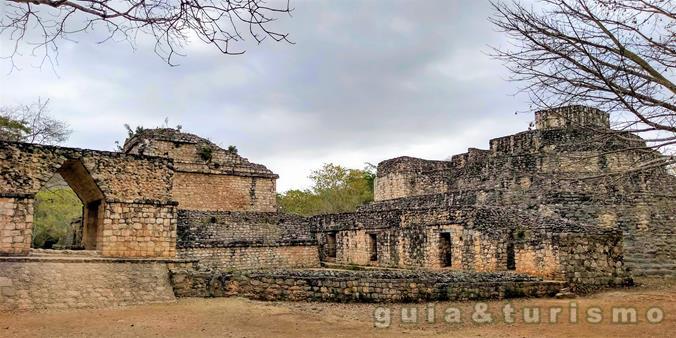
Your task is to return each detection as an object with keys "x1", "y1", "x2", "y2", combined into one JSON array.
[
  {"x1": 0, "y1": 99, "x2": 71, "y2": 145},
  {"x1": 1, "y1": 0, "x2": 293, "y2": 67},
  {"x1": 490, "y1": 0, "x2": 675, "y2": 174}
]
